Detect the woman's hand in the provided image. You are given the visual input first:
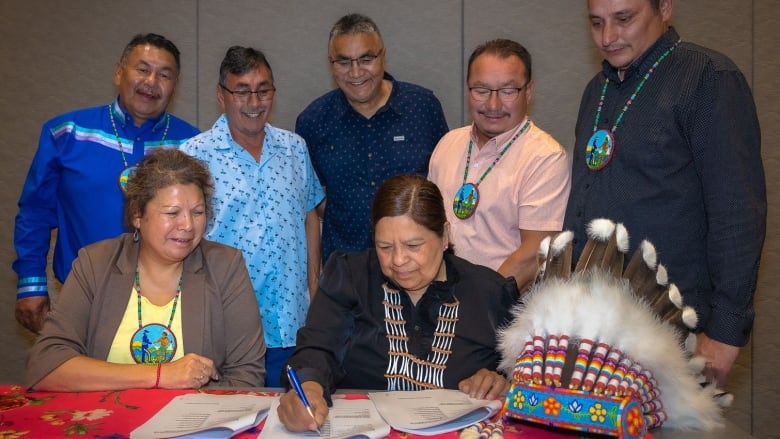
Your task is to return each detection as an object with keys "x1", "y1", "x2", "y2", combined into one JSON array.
[
  {"x1": 458, "y1": 368, "x2": 508, "y2": 400},
  {"x1": 277, "y1": 381, "x2": 328, "y2": 433},
  {"x1": 158, "y1": 353, "x2": 219, "y2": 389}
]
